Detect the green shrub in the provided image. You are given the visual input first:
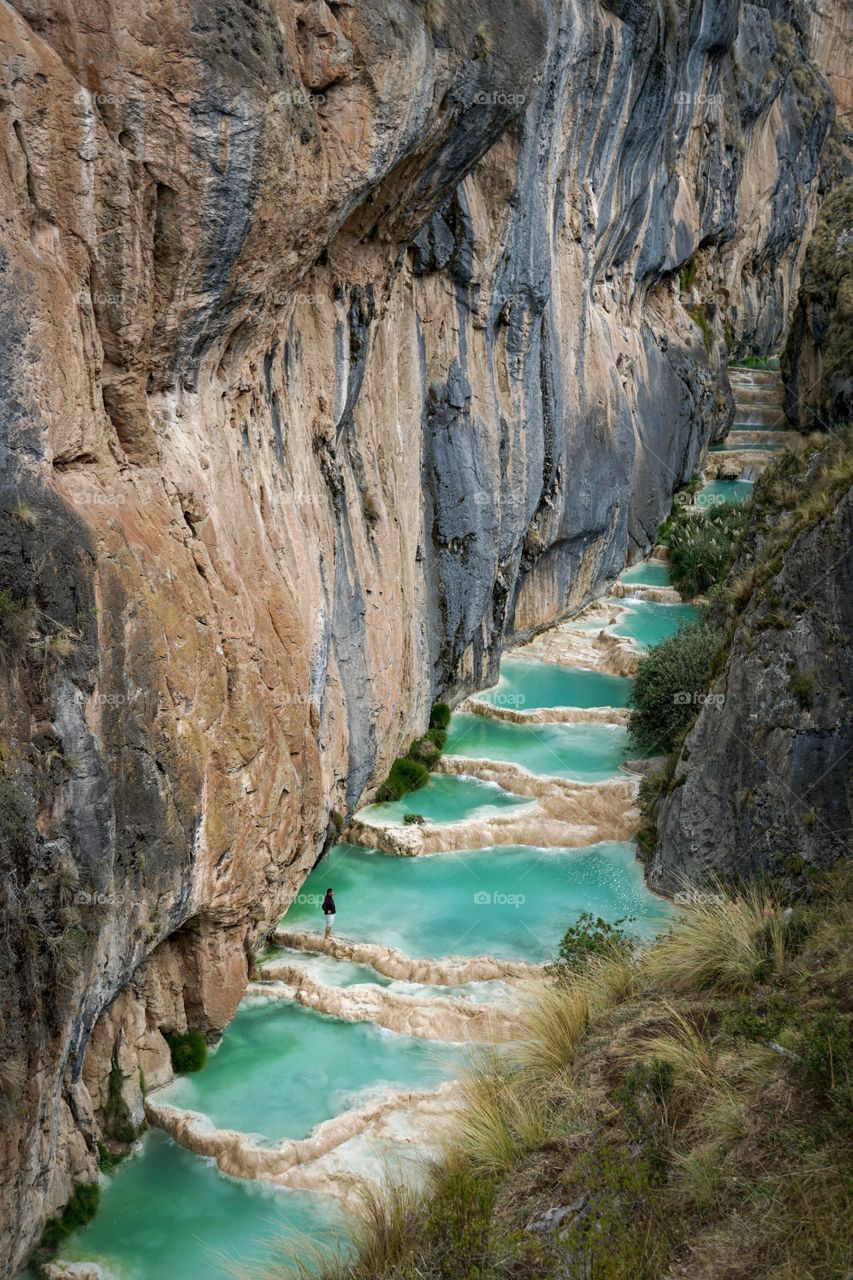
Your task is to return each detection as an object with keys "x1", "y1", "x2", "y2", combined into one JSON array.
[
  {"x1": 375, "y1": 755, "x2": 430, "y2": 802},
  {"x1": 403, "y1": 812, "x2": 425, "y2": 826},
  {"x1": 408, "y1": 734, "x2": 440, "y2": 767},
  {"x1": 168, "y1": 1031, "x2": 208, "y2": 1074},
  {"x1": 427, "y1": 725, "x2": 448, "y2": 751},
  {"x1": 429, "y1": 702, "x2": 451, "y2": 730},
  {"x1": 628, "y1": 621, "x2": 725, "y2": 755},
  {"x1": 731, "y1": 355, "x2": 774, "y2": 369},
  {"x1": 421, "y1": 1166, "x2": 497, "y2": 1278},
  {"x1": 790, "y1": 670, "x2": 815, "y2": 709},
  {"x1": 97, "y1": 1140, "x2": 129, "y2": 1174},
  {"x1": 548, "y1": 911, "x2": 635, "y2": 977},
  {"x1": 40, "y1": 1182, "x2": 101, "y2": 1251},
  {"x1": 796, "y1": 1008, "x2": 852, "y2": 1099},
  {"x1": 667, "y1": 504, "x2": 749, "y2": 597}
]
